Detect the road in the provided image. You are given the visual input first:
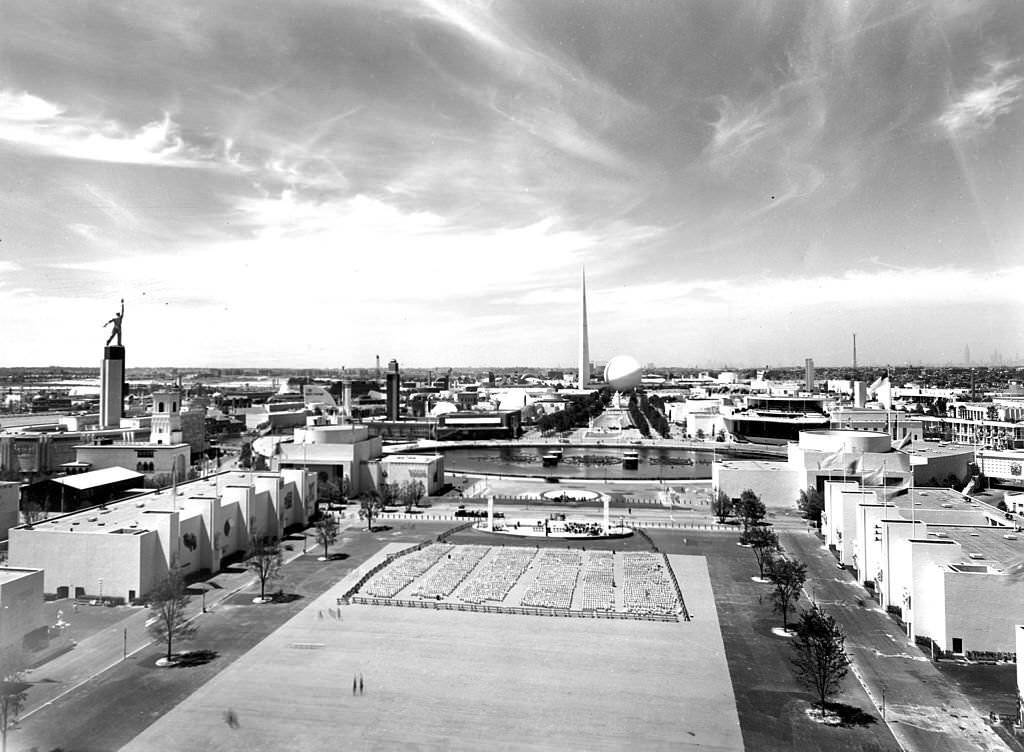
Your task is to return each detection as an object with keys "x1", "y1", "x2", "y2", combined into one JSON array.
[{"x1": 782, "y1": 528, "x2": 1011, "y2": 752}]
